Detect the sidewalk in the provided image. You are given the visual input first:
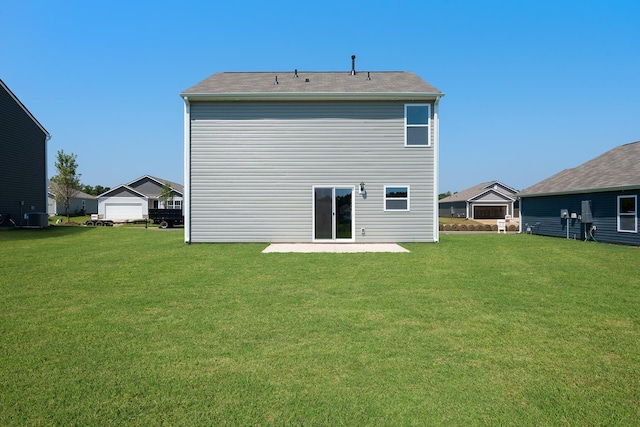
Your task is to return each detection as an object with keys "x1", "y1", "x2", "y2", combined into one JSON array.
[{"x1": 262, "y1": 243, "x2": 409, "y2": 253}]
